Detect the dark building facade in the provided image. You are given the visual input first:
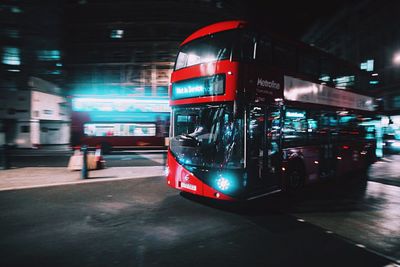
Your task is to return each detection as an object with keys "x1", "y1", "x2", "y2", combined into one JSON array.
[
  {"x1": 0, "y1": 0, "x2": 69, "y2": 147},
  {"x1": 0, "y1": 0, "x2": 65, "y2": 89},
  {"x1": 302, "y1": 0, "x2": 400, "y2": 114},
  {"x1": 64, "y1": 0, "x2": 242, "y2": 98}
]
